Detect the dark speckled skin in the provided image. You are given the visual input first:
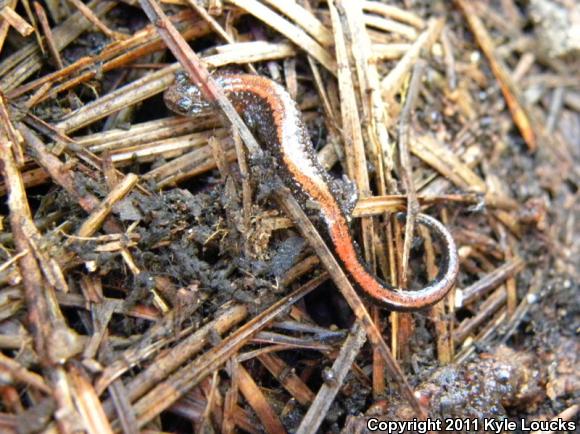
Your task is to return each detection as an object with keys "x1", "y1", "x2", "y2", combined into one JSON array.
[{"x1": 164, "y1": 72, "x2": 459, "y2": 311}]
